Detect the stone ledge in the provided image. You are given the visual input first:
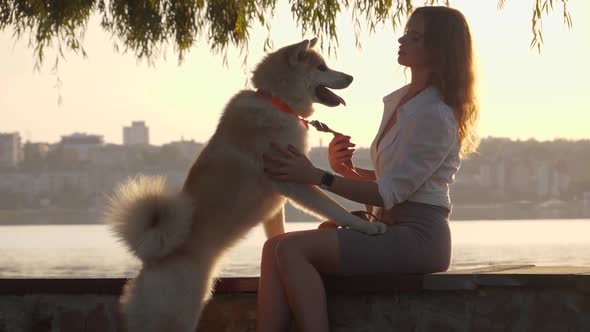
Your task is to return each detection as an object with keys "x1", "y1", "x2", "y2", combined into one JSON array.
[
  {"x1": 0, "y1": 275, "x2": 422, "y2": 295},
  {"x1": 1, "y1": 265, "x2": 589, "y2": 332},
  {"x1": 2, "y1": 265, "x2": 589, "y2": 295},
  {"x1": 0, "y1": 277, "x2": 260, "y2": 295},
  {"x1": 424, "y1": 265, "x2": 590, "y2": 292}
]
